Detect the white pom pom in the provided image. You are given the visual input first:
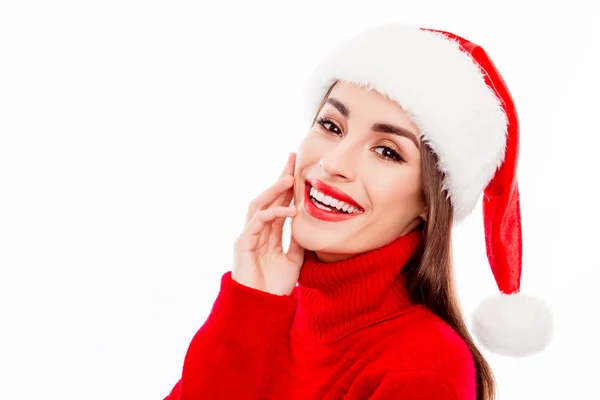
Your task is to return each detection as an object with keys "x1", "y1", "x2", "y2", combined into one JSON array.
[{"x1": 472, "y1": 293, "x2": 553, "y2": 357}]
